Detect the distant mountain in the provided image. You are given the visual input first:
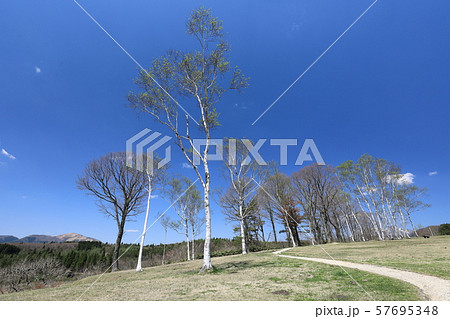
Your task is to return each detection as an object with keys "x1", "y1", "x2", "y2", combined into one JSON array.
[
  {"x1": 55, "y1": 233, "x2": 97, "y2": 242},
  {"x1": 0, "y1": 235, "x2": 19, "y2": 244},
  {"x1": 0, "y1": 233, "x2": 99, "y2": 243},
  {"x1": 17, "y1": 235, "x2": 60, "y2": 243}
]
